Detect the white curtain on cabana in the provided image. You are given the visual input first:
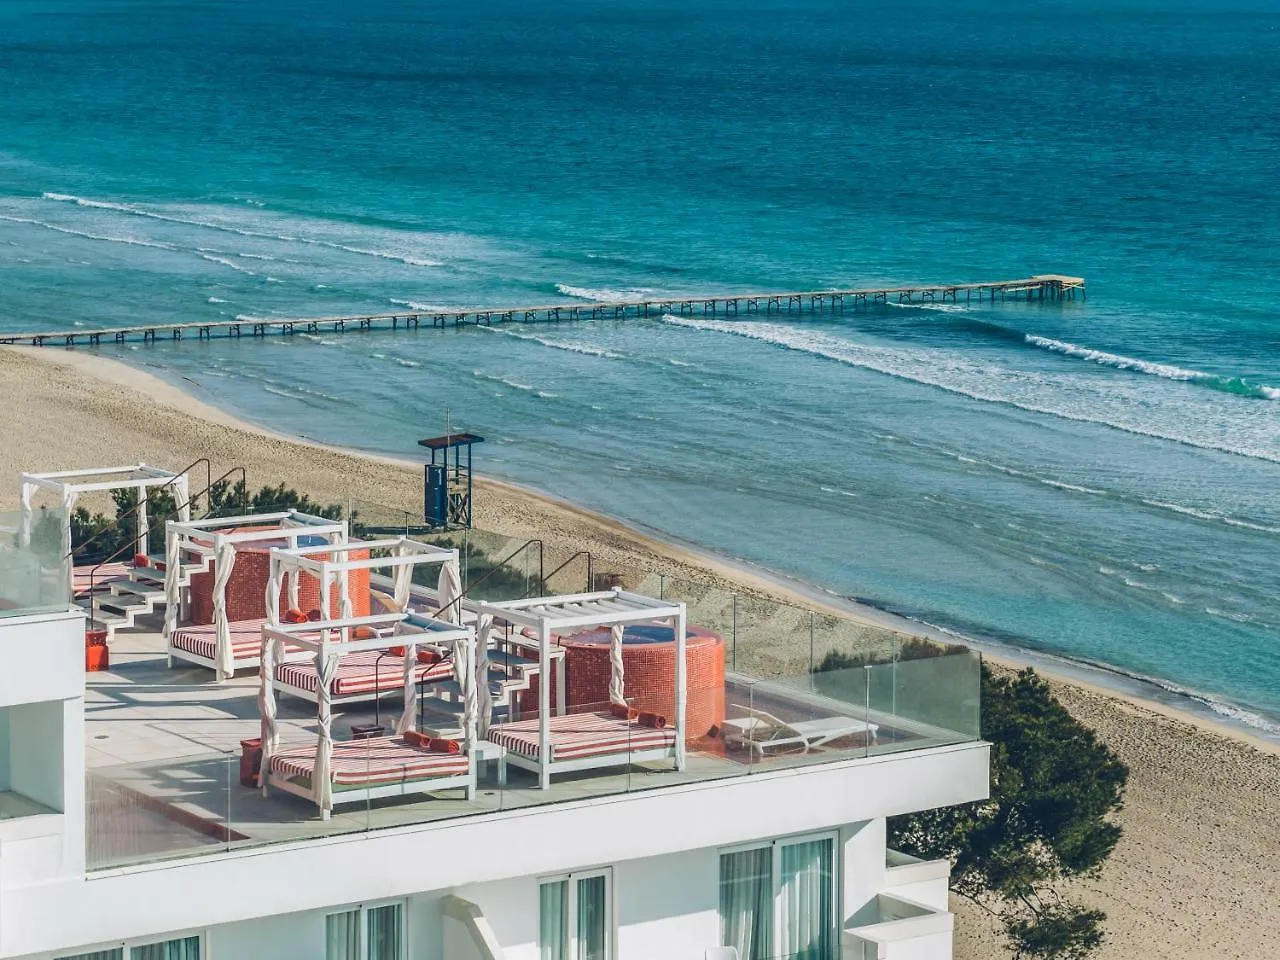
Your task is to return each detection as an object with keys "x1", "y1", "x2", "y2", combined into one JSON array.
[
  {"x1": 162, "y1": 525, "x2": 181, "y2": 640},
  {"x1": 476, "y1": 614, "x2": 494, "y2": 738},
  {"x1": 60, "y1": 487, "x2": 79, "y2": 589},
  {"x1": 437, "y1": 557, "x2": 461, "y2": 624},
  {"x1": 392, "y1": 541, "x2": 413, "y2": 613},
  {"x1": 212, "y1": 540, "x2": 237, "y2": 680},
  {"x1": 313, "y1": 651, "x2": 340, "y2": 812},
  {"x1": 266, "y1": 558, "x2": 285, "y2": 627},
  {"x1": 461, "y1": 631, "x2": 478, "y2": 746},
  {"x1": 337, "y1": 570, "x2": 353, "y2": 619},
  {"x1": 258, "y1": 632, "x2": 282, "y2": 787},
  {"x1": 395, "y1": 639, "x2": 418, "y2": 735},
  {"x1": 608, "y1": 622, "x2": 626, "y2": 706},
  {"x1": 175, "y1": 476, "x2": 191, "y2": 523},
  {"x1": 18, "y1": 481, "x2": 34, "y2": 548}
]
